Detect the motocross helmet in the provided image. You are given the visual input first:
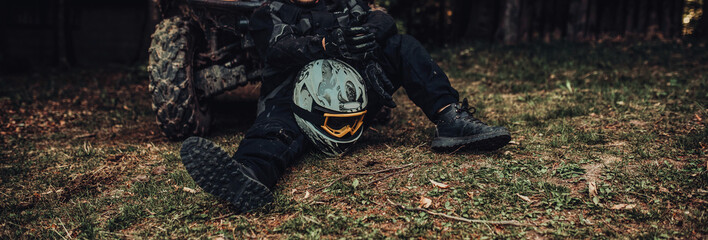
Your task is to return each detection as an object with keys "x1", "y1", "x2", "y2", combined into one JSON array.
[{"x1": 292, "y1": 59, "x2": 368, "y2": 156}]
